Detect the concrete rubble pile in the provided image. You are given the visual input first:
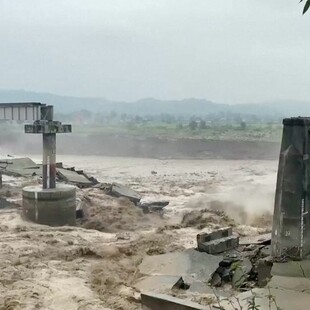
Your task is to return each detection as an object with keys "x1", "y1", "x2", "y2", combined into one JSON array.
[
  {"x1": 138, "y1": 228, "x2": 274, "y2": 310},
  {"x1": 0, "y1": 157, "x2": 170, "y2": 219},
  {"x1": 87, "y1": 182, "x2": 169, "y2": 214},
  {"x1": 0, "y1": 157, "x2": 98, "y2": 187},
  {"x1": 197, "y1": 229, "x2": 273, "y2": 289},
  {"x1": 56, "y1": 162, "x2": 99, "y2": 187}
]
